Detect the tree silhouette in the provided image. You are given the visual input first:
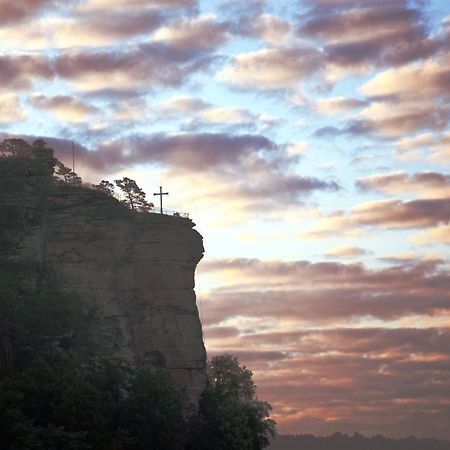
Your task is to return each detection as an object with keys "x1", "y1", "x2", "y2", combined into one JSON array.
[
  {"x1": 0, "y1": 138, "x2": 32, "y2": 158},
  {"x1": 96, "y1": 180, "x2": 115, "y2": 197},
  {"x1": 114, "y1": 177, "x2": 153, "y2": 212},
  {"x1": 55, "y1": 161, "x2": 82, "y2": 185},
  {"x1": 187, "y1": 355, "x2": 276, "y2": 450}
]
